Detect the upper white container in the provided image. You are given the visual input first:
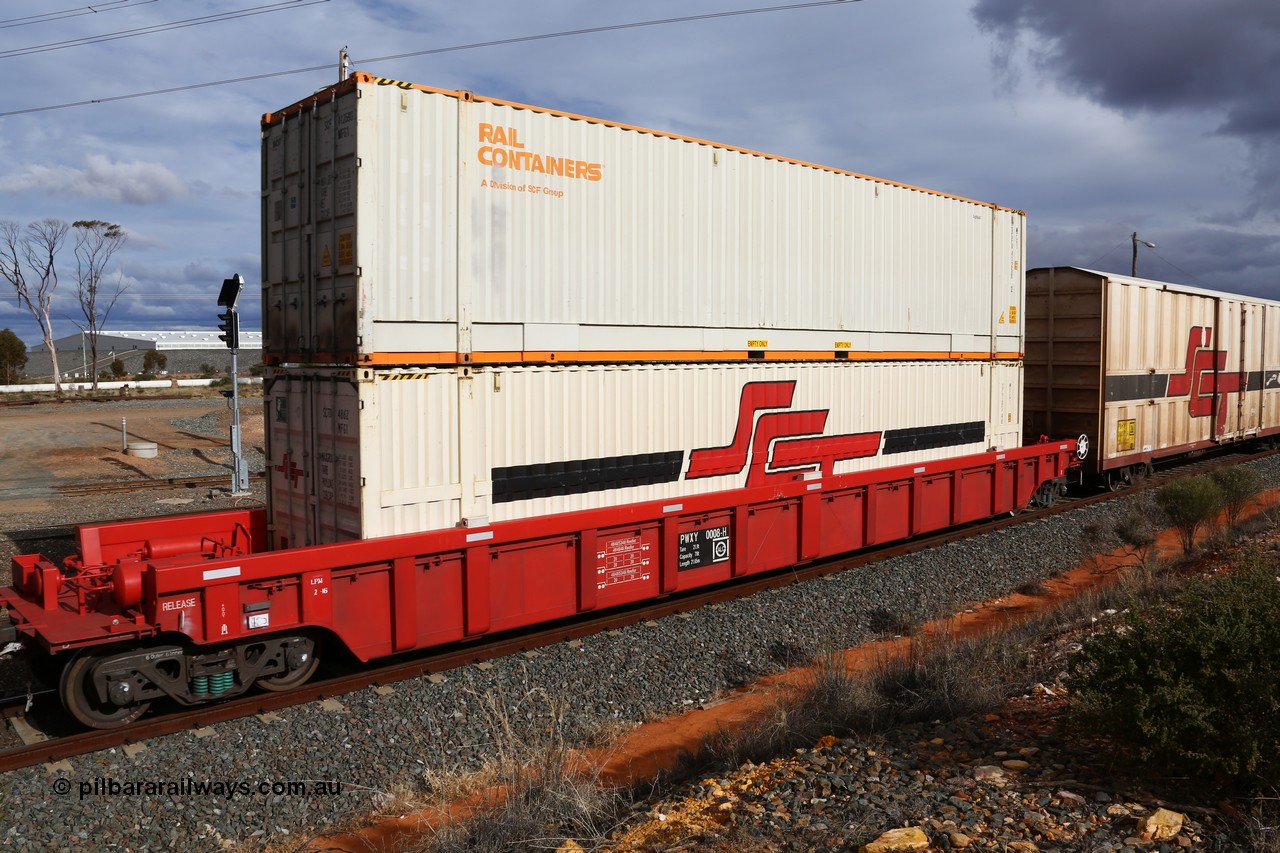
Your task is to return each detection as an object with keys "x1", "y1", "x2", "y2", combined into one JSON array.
[{"x1": 262, "y1": 73, "x2": 1026, "y2": 366}]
